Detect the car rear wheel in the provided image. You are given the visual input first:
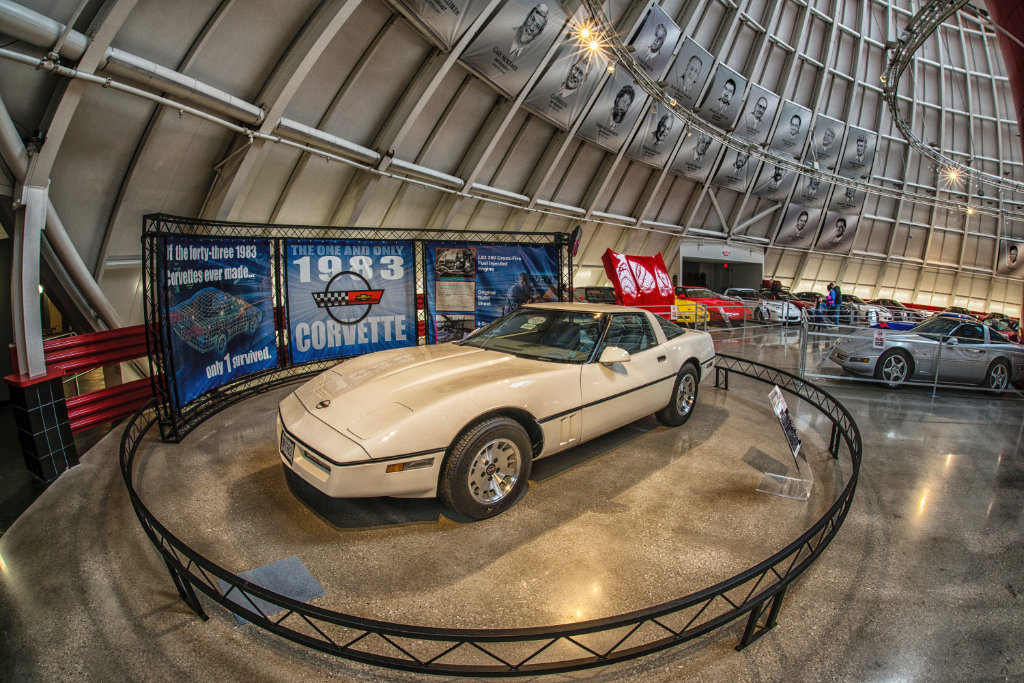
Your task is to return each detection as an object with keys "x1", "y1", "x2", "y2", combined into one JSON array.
[
  {"x1": 984, "y1": 359, "x2": 1010, "y2": 396},
  {"x1": 439, "y1": 417, "x2": 532, "y2": 520},
  {"x1": 875, "y1": 349, "x2": 912, "y2": 389},
  {"x1": 657, "y1": 362, "x2": 699, "y2": 426}
]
